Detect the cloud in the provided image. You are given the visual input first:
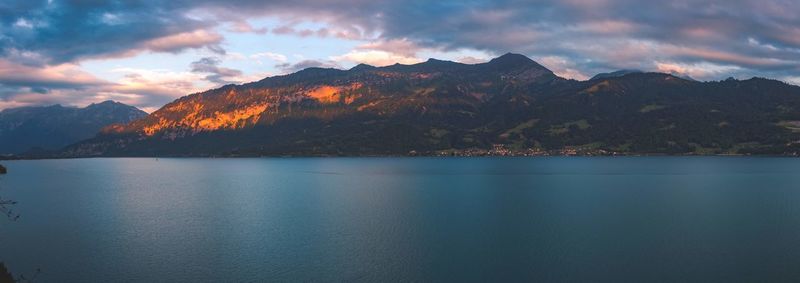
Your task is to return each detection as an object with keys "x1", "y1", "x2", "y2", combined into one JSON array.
[
  {"x1": 275, "y1": 60, "x2": 341, "y2": 73},
  {"x1": 784, "y1": 77, "x2": 800, "y2": 86},
  {"x1": 250, "y1": 52, "x2": 288, "y2": 62},
  {"x1": 3, "y1": 0, "x2": 800, "y2": 110},
  {"x1": 538, "y1": 56, "x2": 590, "y2": 80},
  {"x1": 331, "y1": 50, "x2": 422, "y2": 67},
  {"x1": 228, "y1": 21, "x2": 268, "y2": 34},
  {"x1": 0, "y1": 56, "x2": 256, "y2": 112},
  {"x1": 142, "y1": 30, "x2": 224, "y2": 54},
  {"x1": 271, "y1": 25, "x2": 316, "y2": 38},
  {"x1": 329, "y1": 38, "x2": 426, "y2": 66},
  {"x1": 356, "y1": 39, "x2": 421, "y2": 57},
  {"x1": 655, "y1": 61, "x2": 742, "y2": 80},
  {"x1": 111, "y1": 68, "x2": 201, "y2": 95},
  {"x1": 456, "y1": 56, "x2": 489, "y2": 64},
  {"x1": 567, "y1": 20, "x2": 640, "y2": 34},
  {"x1": 365, "y1": 0, "x2": 800, "y2": 81},
  {"x1": 0, "y1": 1, "x2": 217, "y2": 64},
  {"x1": 4, "y1": 0, "x2": 800, "y2": 71},
  {"x1": 0, "y1": 59, "x2": 106, "y2": 89},
  {"x1": 0, "y1": 60, "x2": 210, "y2": 111},
  {"x1": 8, "y1": 2, "x2": 797, "y2": 66},
  {"x1": 190, "y1": 57, "x2": 244, "y2": 84}
]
